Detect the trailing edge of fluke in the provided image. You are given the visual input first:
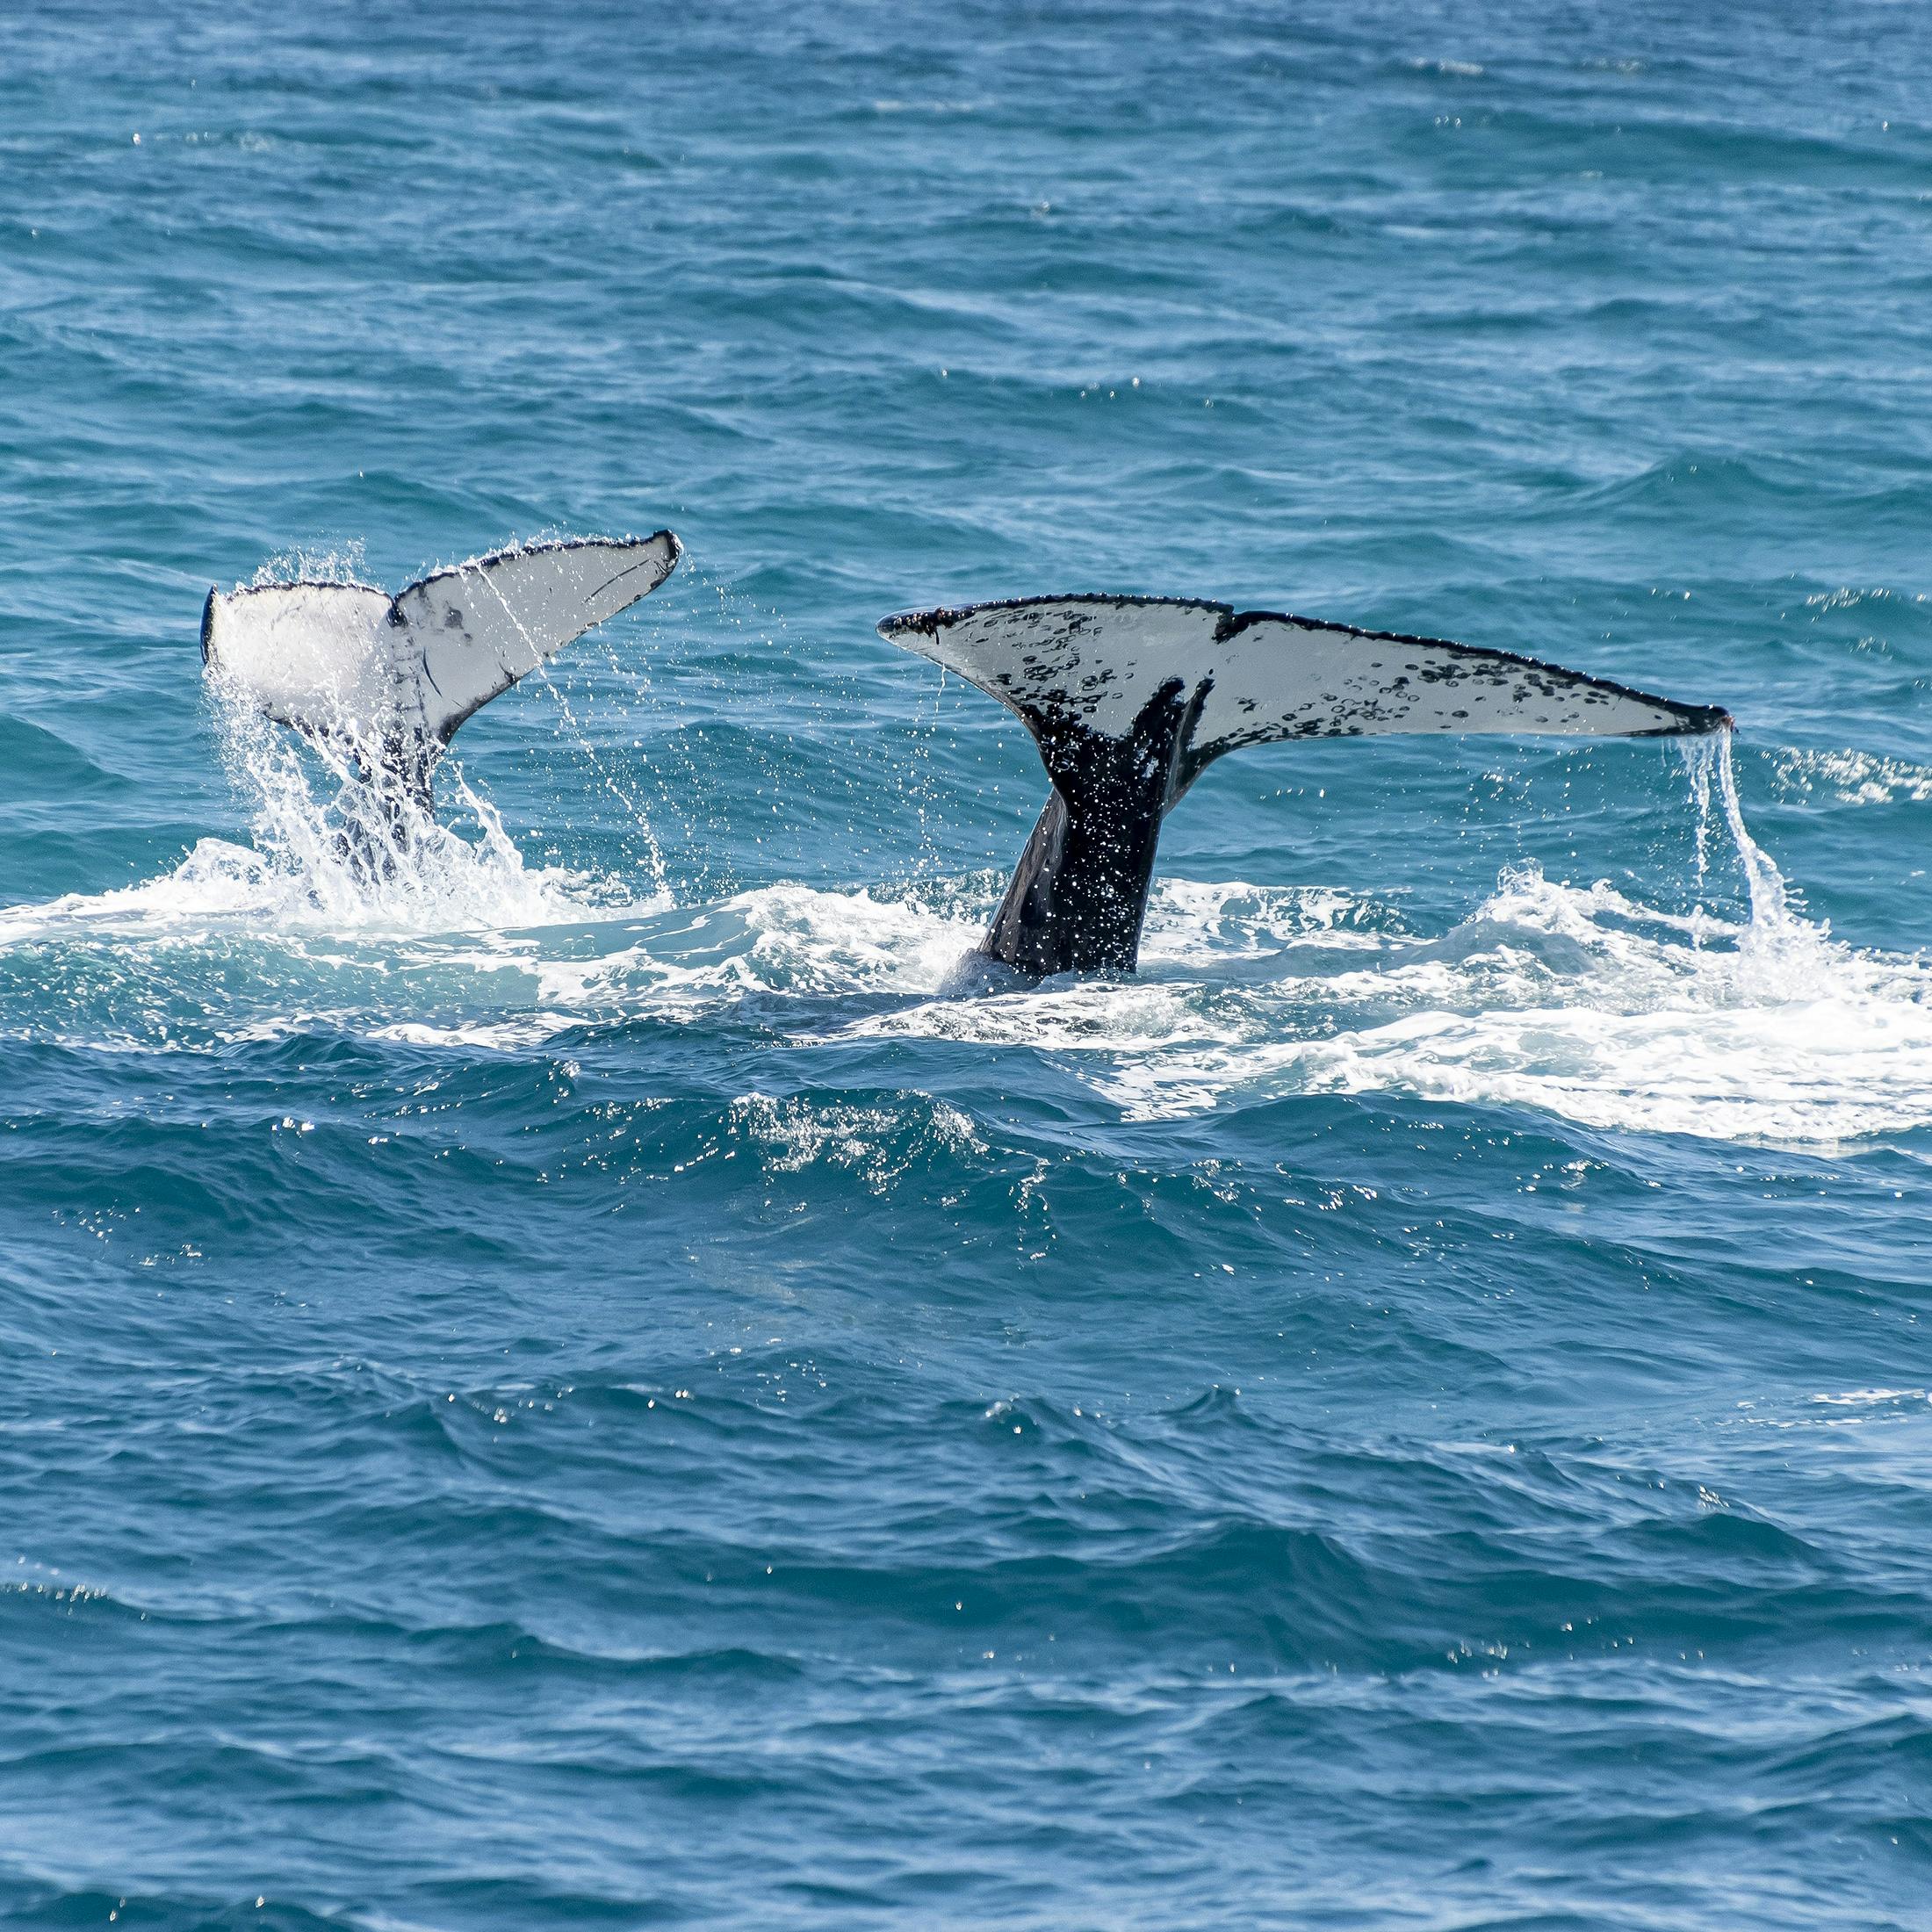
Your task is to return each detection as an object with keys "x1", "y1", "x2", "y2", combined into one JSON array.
[{"x1": 200, "y1": 541, "x2": 1733, "y2": 983}]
